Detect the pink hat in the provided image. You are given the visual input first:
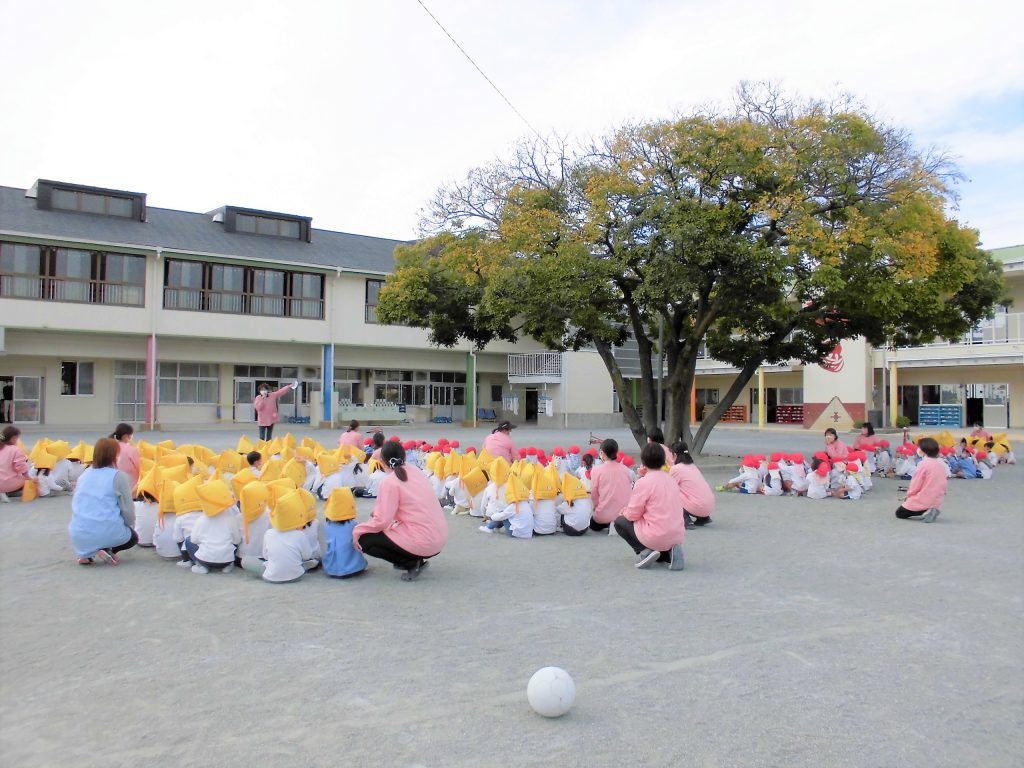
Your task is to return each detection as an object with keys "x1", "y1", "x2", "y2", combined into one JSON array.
[
  {"x1": 518, "y1": 448, "x2": 528, "y2": 458},
  {"x1": 451, "y1": 440, "x2": 460, "y2": 449}
]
